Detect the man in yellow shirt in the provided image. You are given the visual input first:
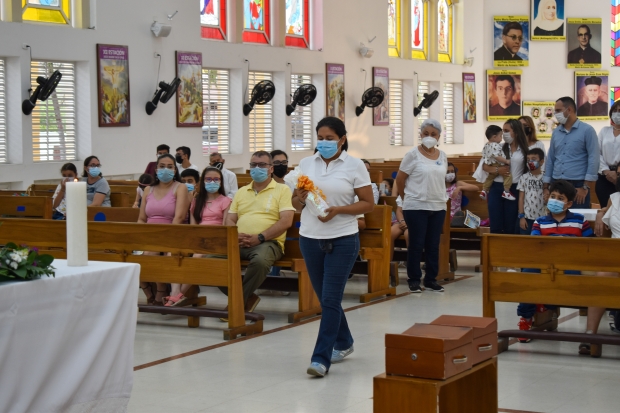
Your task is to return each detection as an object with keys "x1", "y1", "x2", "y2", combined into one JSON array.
[{"x1": 224, "y1": 151, "x2": 295, "y2": 312}]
